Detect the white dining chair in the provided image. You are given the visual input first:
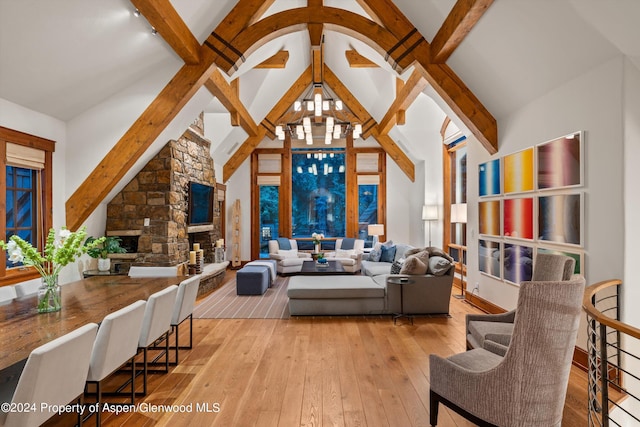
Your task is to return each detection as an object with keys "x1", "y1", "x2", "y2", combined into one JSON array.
[
  {"x1": 128, "y1": 266, "x2": 178, "y2": 277},
  {"x1": 137, "y1": 285, "x2": 178, "y2": 395},
  {"x1": 0, "y1": 323, "x2": 97, "y2": 427},
  {"x1": 0, "y1": 286, "x2": 17, "y2": 305},
  {"x1": 169, "y1": 276, "x2": 200, "y2": 364},
  {"x1": 85, "y1": 300, "x2": 146, "y2": 426},
  {"x1": 13, "y1": 280, "x2": 40, "y2": 297}
]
